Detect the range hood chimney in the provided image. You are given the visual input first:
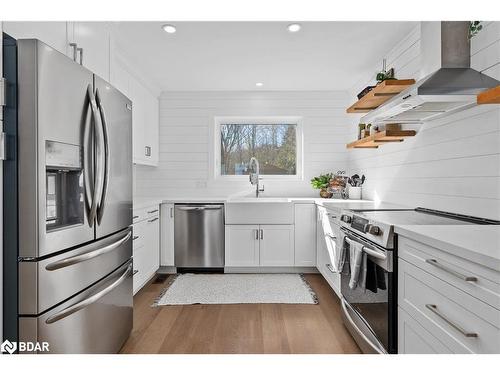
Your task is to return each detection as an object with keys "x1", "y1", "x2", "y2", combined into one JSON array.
[
  {"x1": 361, "y1": 21, "x2": 500, "y2": 124},
  {"x1": 440, "y1": 21, "x2": 470, "y2": 68}
]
